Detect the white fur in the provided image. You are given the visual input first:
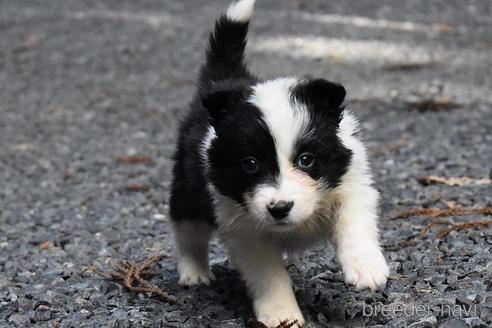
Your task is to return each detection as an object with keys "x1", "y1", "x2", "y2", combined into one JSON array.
[
  {"x1": 332, "y1": 114, "x2": 389, "y2": 290},
  {"x1": 173, "y1": 1, "x2": 388, "y2": 325},
  {"x1": 174, "y1": 221, "x2": 215, "y2": 286},
  {"x1": 226, "y1": 234, "x2": 304, "y2": 327},
  {"x1": 226, "y1": 0, "x2": 256, "y2": 23},
  {"x1": 200, "y1": 125, "x2": 217, "y2": 175},
  {"x1": 247, "y1": 78, "x2": 320, "y2": 229},
  {"x1": 249, "y1": 78, "x2": 309, "y2": 160},
  {"x1": 200, "y1": 125, "x2": 216, "y2": 162},
  {"x1": 198, "y1": 79, "x2": 388, "y2": 325}
]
